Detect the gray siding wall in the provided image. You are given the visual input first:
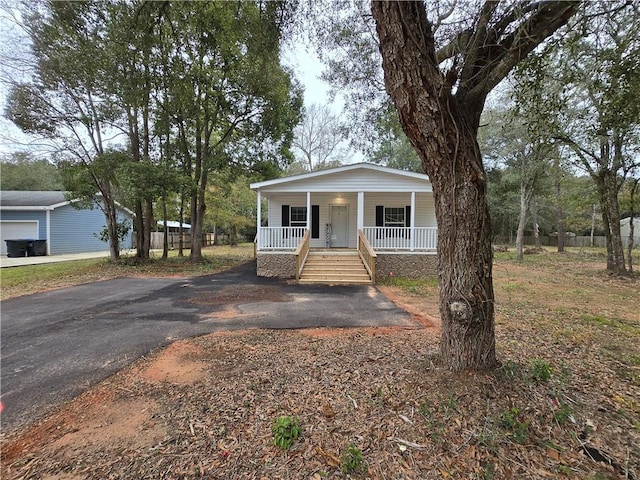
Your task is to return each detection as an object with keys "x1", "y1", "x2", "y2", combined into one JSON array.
[
  {"x1": 0, "y1": 210, "x2": 47, "y2": 239},
  {"x1": 50, "y1": 204, "x2": 133, "y2": 254}
]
